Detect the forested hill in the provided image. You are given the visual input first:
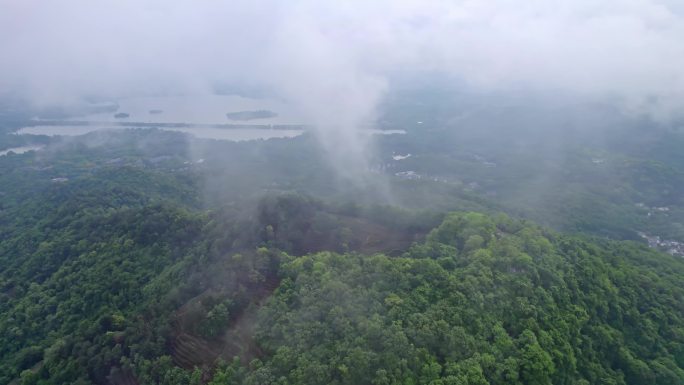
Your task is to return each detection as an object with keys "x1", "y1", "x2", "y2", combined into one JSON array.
[
  {"x1": 242, "y1": 213, "x2": 684, "y2": 385},
  {"x1": 2, "y1": 191, "x2": 683, "y2": 384}
]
